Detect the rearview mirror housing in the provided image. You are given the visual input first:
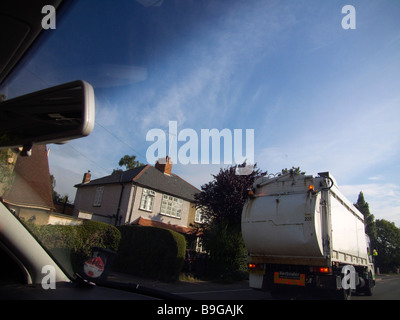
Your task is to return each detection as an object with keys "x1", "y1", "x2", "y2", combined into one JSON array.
[{"x1": 0, "y1": 80, "x2": 95, "y2": 152}]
